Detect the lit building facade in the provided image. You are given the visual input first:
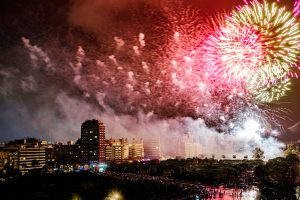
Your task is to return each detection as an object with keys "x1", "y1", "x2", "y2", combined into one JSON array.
[
  {"x1": 105, "y1": 145, "x2": 113, "y2": 162},
  {"x1": 183, "y1": 135, "x2": 201, "y2": 159},
  {"x1": 0, "y1": 151, "x2": 10, "y2": 171},
  {"x1": 2, "y1": 141, "x2": 19, "y2": 170},
  {"x1": 105, "y1": 138, "x2": 144, "y2": 163},
  {"x1": 184, "y1": 142, "x2": 201, "y2": 158},
  {"x1": 45, "y1": 144, "x2": 55, "y2": 172},
  {"x1": 45, "y1": 141, "x2": 81, "y2": 172},
  {"x1": 3, "y1": 139, "x2": 48, "y2": 173},
  {"x1": 81, "y1": 120, "x2": 106, "y2": 165},
  {"x1": 105, "y1": 138, "x2": 130, "y2": 164},
  {"x1": 144, "y1": 137, "x2": 160, "y2": 160},
  {"x1": 17, "y1": 138, "x2": 47, "y2": 174},
  {"x1": 129, "y1": 138, "x2": 144, "y2": 161}
]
